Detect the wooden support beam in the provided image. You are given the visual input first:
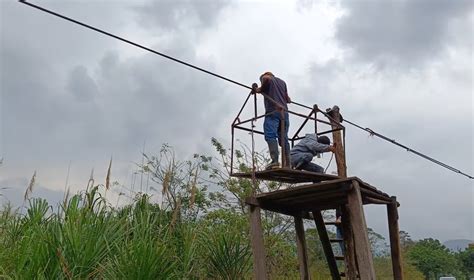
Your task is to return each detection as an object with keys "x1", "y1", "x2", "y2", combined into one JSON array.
[
  {"x1": 341, "y1": 205, "x2": 358, "y2": 280},
  {"x1": 363, "y1": 196, "x2": 392, "y2": 205},
  {"x1": 255, "y1": 178, "x2": 352, "y2": 200},
  {"x1": 295, "y1": 215, "x2": 310, "y2": 280},
  {"x1": 359, "y1": 188, "x2": 392, "y2": 203},
  {"x1": 272, "y1": 188, "x2": 348, "y2": 204},
  {"x1": 249, "y1": 205, "x2": 267, "y2": 280},
  {"x1": 347, "y1": 180, "x2": 376, "y2": 279},
  {"x1": 387, "y1": 196, "x2": 404, "y2": 280},
  {"x1": 329, "y1": 106, "x2": 347, "y2": 178},
  {"x1": 313, "y1": 211, "x2": 340, "y2": 280}
]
